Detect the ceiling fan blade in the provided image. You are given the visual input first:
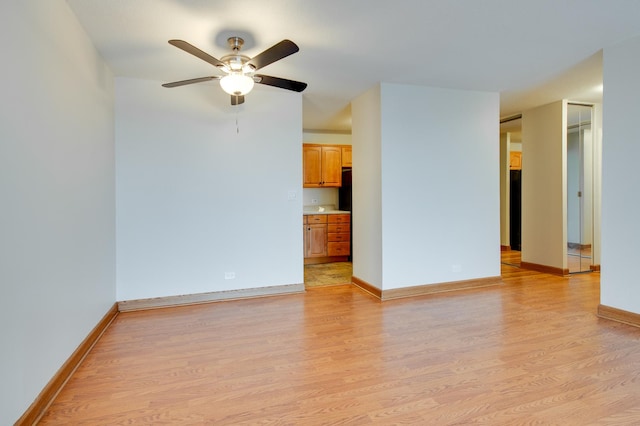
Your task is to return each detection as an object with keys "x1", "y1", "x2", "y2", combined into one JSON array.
[
  {"x1": 162, "y1": 76, "x2": 218, "y2": 88},
  {"x1": 247, "y1": 40, "x2": 299, "y2": 71},
  {"x1": 168, "y1": 40, "x2": 226, "y2": 68},
  {"x1": 254, "y1": 74, "x2": 307, "y2": 92},
  {"x1": 231, "y1": 95, "x2": 245, "y2": 106}
]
